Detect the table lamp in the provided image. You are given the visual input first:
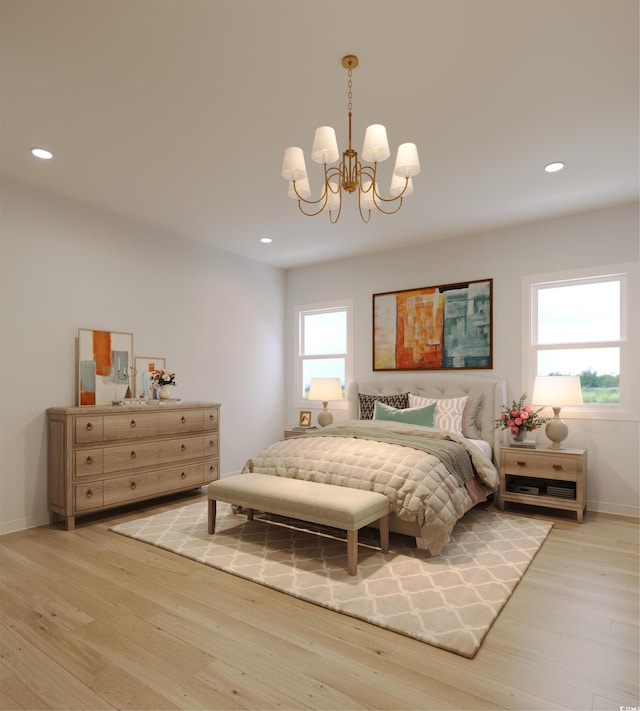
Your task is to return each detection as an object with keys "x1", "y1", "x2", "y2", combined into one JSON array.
[
  {"x1": 308, "y1": 377, "x2": 343, "y2": 427},
  {"x1": 532, "y1": 375, "x2": 583, "y2": 449}
]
